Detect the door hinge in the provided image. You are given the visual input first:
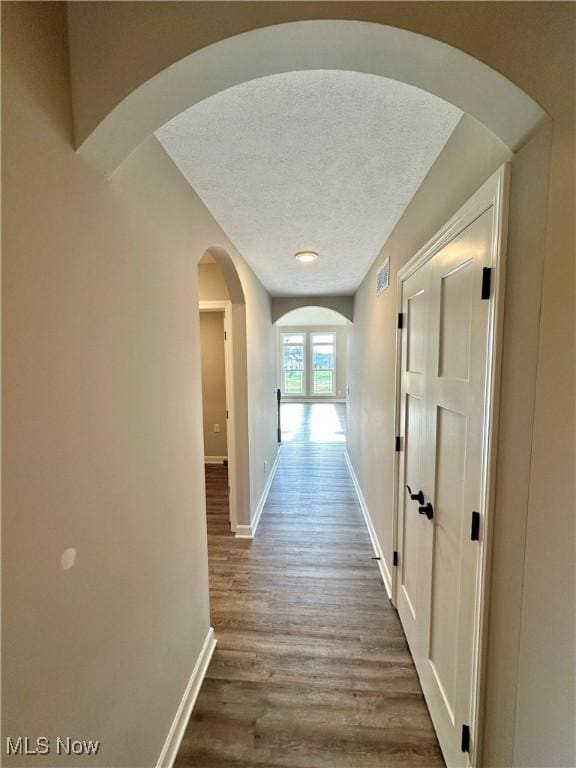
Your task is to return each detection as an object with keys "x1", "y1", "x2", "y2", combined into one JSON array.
[
  {"x1": 461, "y1": 724, "x2": 471, "y2": 753},
  {"x1": 471, "y1": 510, "x2": 480, "y2": 541},
  {"x1": 226, "y1": 410, "x2": 229, "y2": 419},
  {"x1": 393, "y1": 551, "x2": 399, "y2": 567},
  {"x1": 395, "y1": 435, "x2": 401, "y2": 452},
  {"x1": 397, "y1": 312, "x2": 404, "y2": 329},
  {"x1": 481, "y1": 267, "x2": 492, "y2": 300},
  {"x1": 224, "y1": 330, "x2": 227, "y2": 340}
]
